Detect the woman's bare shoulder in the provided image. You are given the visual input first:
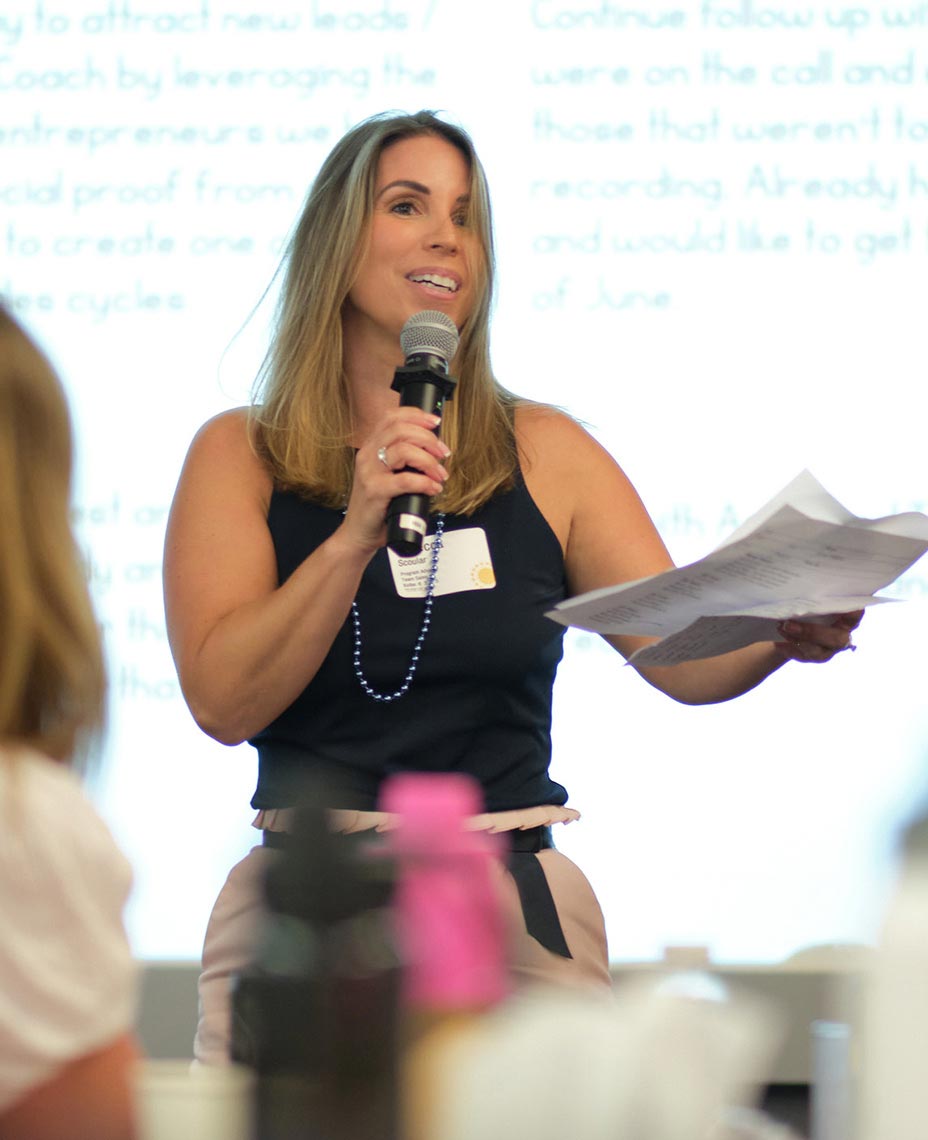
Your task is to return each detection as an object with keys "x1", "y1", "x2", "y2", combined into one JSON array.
[
  {"x1": 189, "y1": 405, "x2": 252, "y2": 450},
  {"x1": 172, "y1": 406, "x2": 272, "y2": 518},
  {"x1": 512, "y1": 403, "x2": 604, "y2": 550},
  {"x1": 515, "y1": 401, "x2": 612, "y2": 473},
  {"x1": 185, "y1": 407, "x2": 269, "y2": 478}
]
